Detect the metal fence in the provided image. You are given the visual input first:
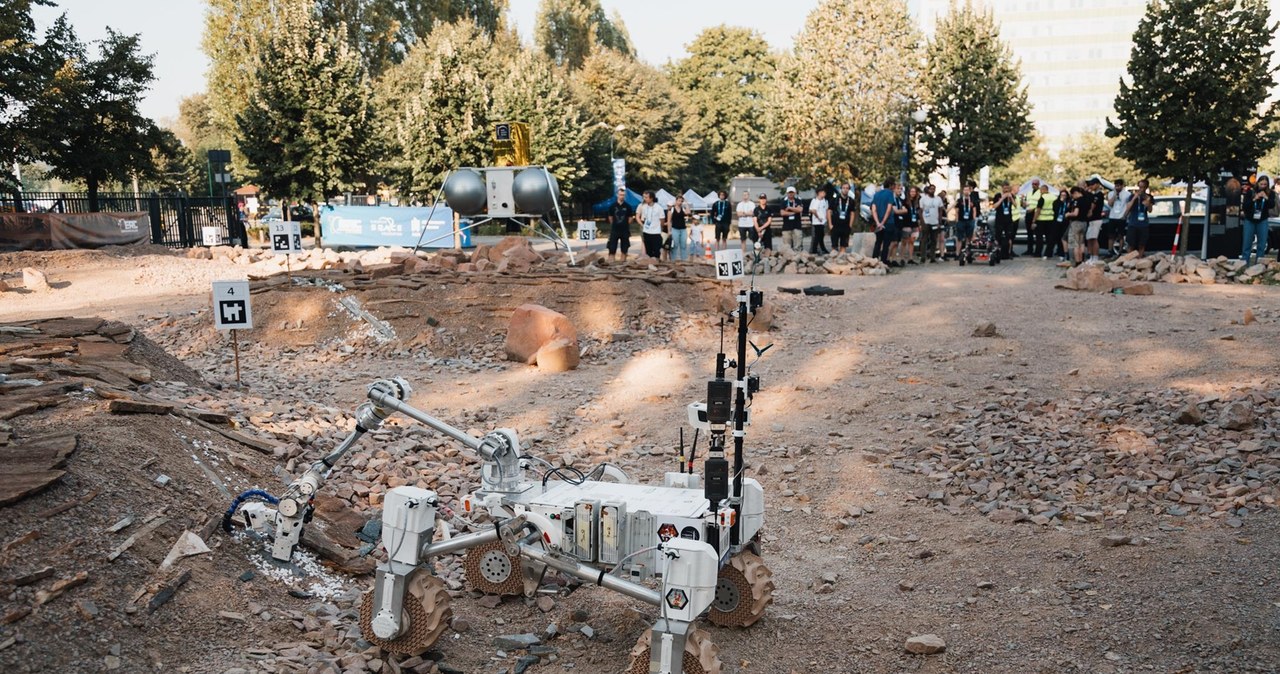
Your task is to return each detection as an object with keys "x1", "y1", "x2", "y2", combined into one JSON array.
[{"x1": 0, "y1": 191, "x2": 244, "y2": 248}]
